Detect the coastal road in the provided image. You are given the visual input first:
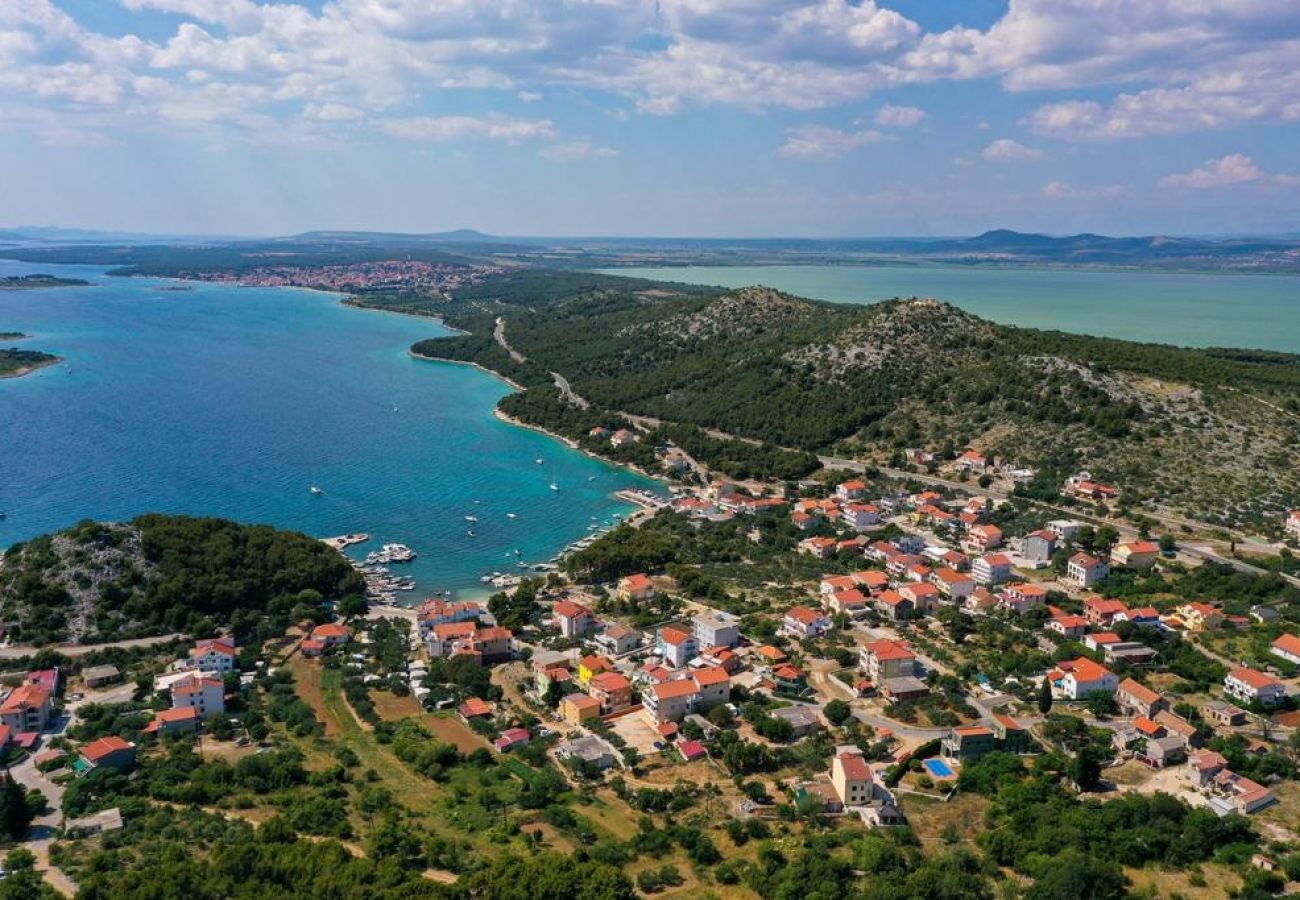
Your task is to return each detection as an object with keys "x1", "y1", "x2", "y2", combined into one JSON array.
[
  {"x1": 493, "y1": 317, "x2": 526, "y2": 364},
  {"x1": 552, "y1": 371, "x2": 589, "y2": 409},
  {"x1": 0, "y1": 633, "x2": 184, "y2": 660}
]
